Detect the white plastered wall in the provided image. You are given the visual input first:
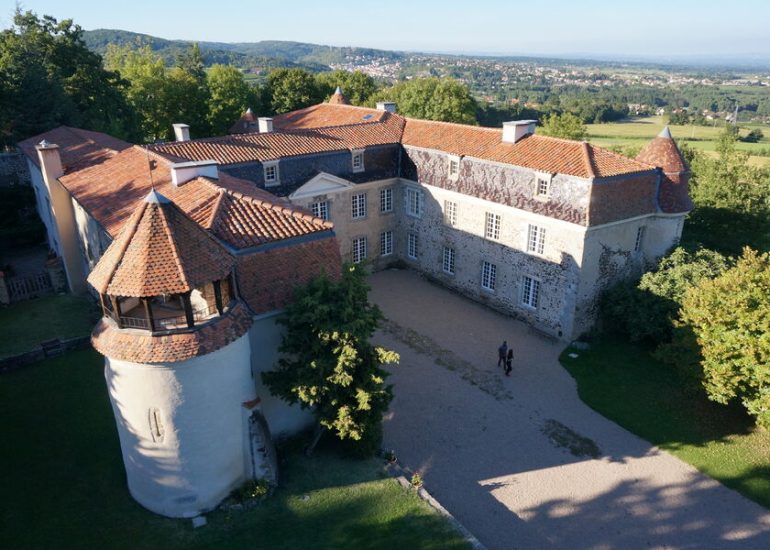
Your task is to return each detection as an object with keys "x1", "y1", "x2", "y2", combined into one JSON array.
[{"x1": 104, "y1": 333, "x2": 254, "y2": 518}]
